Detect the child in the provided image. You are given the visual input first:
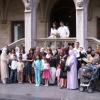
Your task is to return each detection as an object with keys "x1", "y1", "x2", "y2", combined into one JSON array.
[
  {"x1": 32, "y1": 54, "x2": 42, "y2": 86},
  {"x1": 17, "y1": 57, "x2": 24, "y2": 83},
  {"x1": 56, "y1": 63, "x2": 61, "y2": 86},
  {"x1": 59, "y1": 59, "x2": 67, "y2": 89},
  {"x1": 10, "y1": 54, "x2": 18, "y2": 83},
  {"x1": 42, "y1": 58, "x2": 51, "y2": 86}
]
